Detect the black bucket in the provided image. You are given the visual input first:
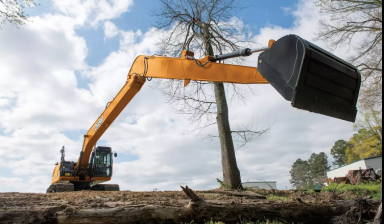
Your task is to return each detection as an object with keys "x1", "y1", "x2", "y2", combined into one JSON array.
[{"x1": 257, "y1": 35, "x2": 361, "y2": 122}]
